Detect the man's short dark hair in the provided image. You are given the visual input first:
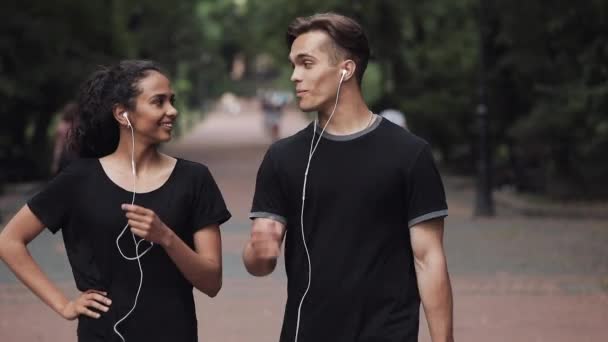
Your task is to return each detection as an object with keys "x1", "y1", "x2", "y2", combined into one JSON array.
[{"x1": 286, "y1": 13, "x2": 370, "y2": 85}]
